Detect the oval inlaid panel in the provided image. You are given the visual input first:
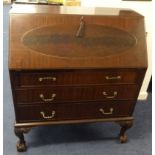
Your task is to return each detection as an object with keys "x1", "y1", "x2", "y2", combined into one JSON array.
[{"x1": 22, "y1": 25, "x2": 136, "y2": 58}]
